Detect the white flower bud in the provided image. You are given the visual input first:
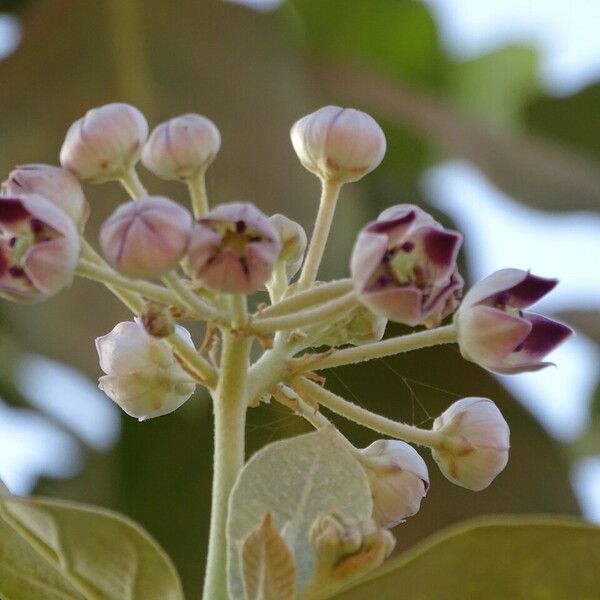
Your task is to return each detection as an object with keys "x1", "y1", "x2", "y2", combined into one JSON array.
[
  {"x1": 290, "y1": 105, "x2": 386, "y2": 183},
  {"x1": 431, "y1": 397, "x2": 510, "y2": 491},
  {"x1": 268, "y1": 214, "x2": 307, "y2": 279},
  {"x1": 60, "y1": 103, "x2": 148, "y2": 182},
  {"x1": 359, "y1": 440, "x2": 429, "y2": 528},
  {"x1": 3, "y1": 164, "x2": 89, "y2": 231},
  {"x1": 95, "y1": 320, "x2": 196, "y2": 421},
  {"x1": 99, "y1": 195, "x2": 193, "y2": 278},
  {"x1": 141, "y1": 113, "x2": 221, "y2": 180}
]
